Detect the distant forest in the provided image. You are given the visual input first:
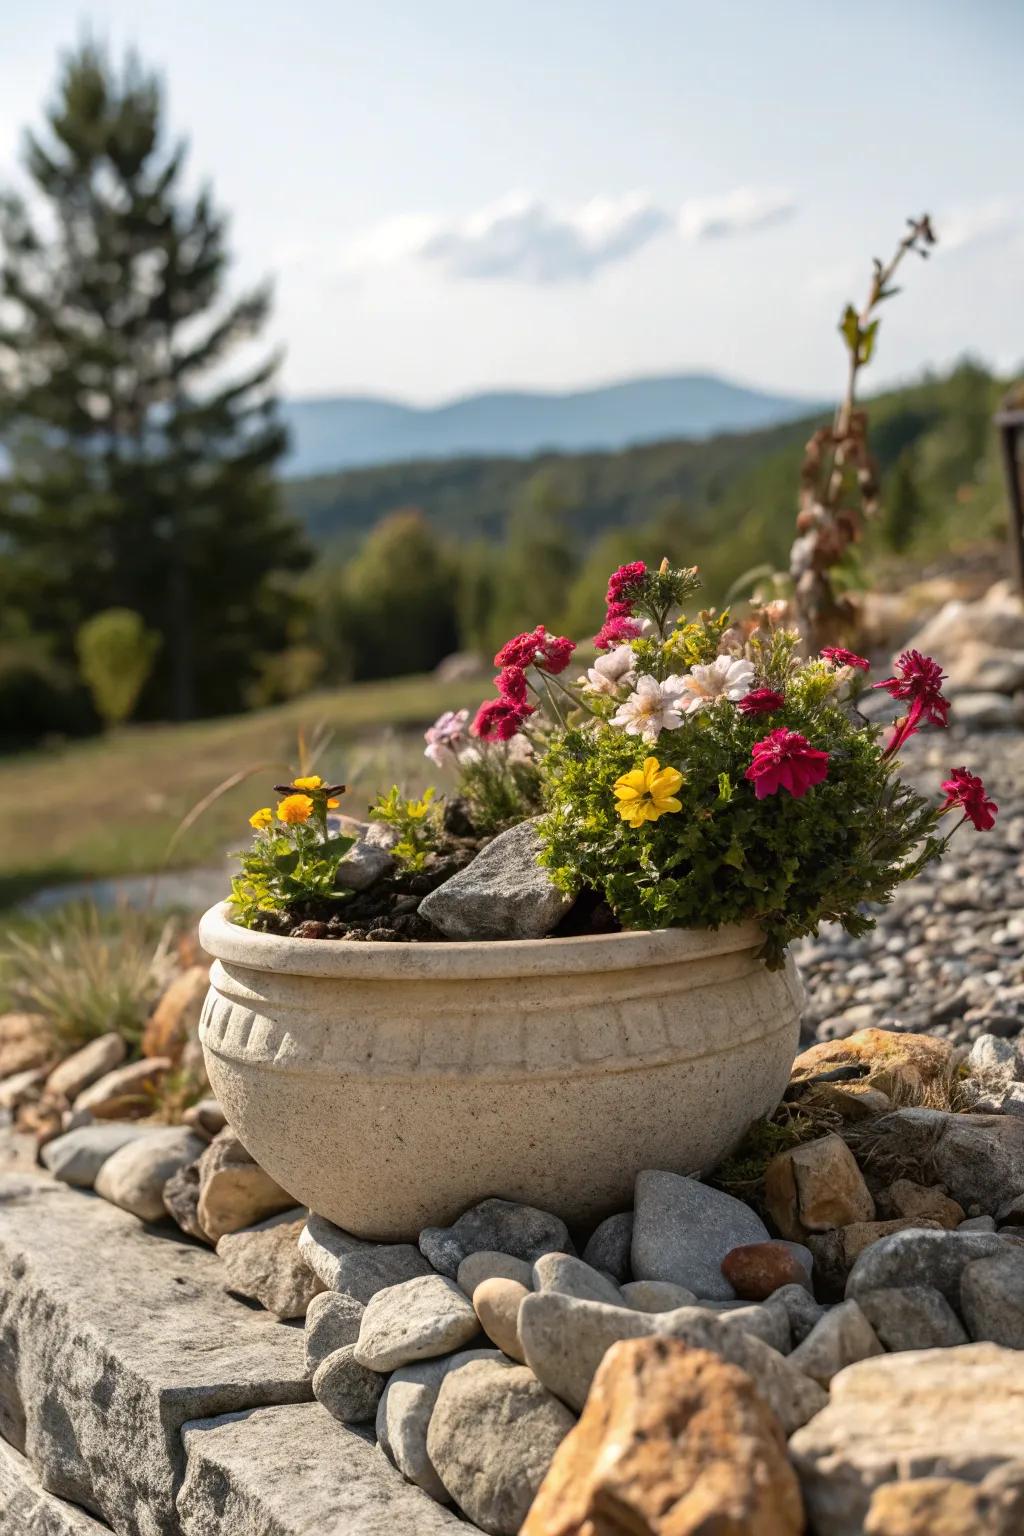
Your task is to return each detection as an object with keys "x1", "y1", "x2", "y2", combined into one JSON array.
[{"x1": 286, "y1": 360, "x2": 1007, "y2": 606}]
